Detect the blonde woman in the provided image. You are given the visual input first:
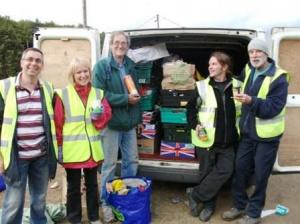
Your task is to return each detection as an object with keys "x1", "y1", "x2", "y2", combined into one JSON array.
[{"x1": 54, "y1": 58, "x2": 111, "y2": 224}]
